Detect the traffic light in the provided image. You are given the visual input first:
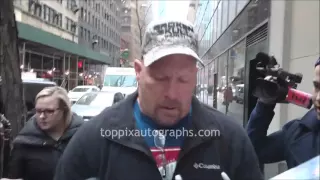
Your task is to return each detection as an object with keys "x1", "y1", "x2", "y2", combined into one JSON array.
[{"x1": 78, "y1": 60, "x2": 83, "y2": 68}]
